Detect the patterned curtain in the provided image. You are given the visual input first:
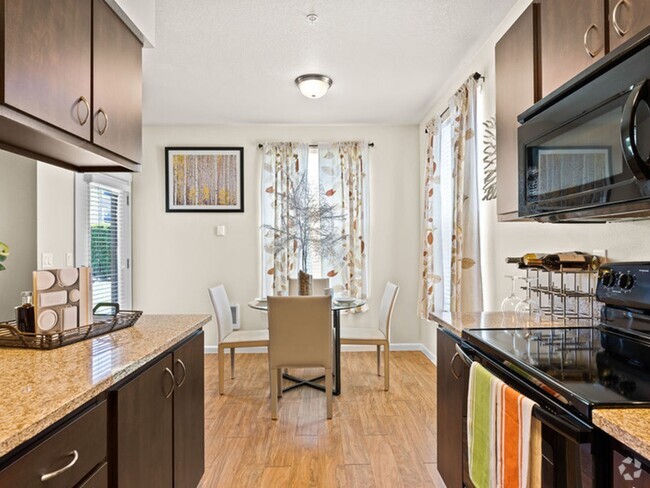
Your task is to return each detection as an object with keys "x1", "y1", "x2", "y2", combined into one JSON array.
[
  {"x1": 418, "y1": 77, "x2": 483, "y2": 317},
  {"x1": 318, "y1": 142, "x2": 369, "y2": 300},
  {"x1": 261, "y1": 142, "x2": 309, "y2": 296}
]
